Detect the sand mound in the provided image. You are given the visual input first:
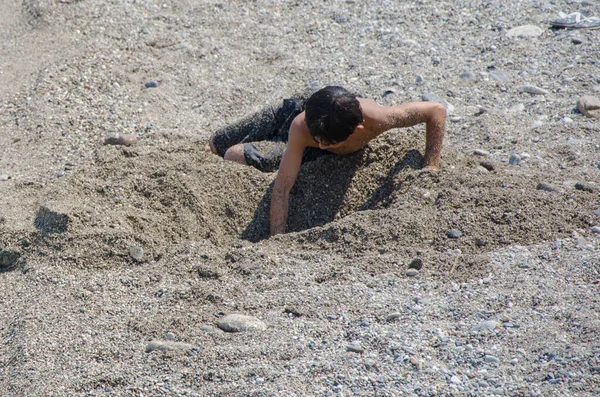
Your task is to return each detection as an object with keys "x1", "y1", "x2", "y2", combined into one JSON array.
[{"x1": 5, "y1": 129, "x2": 592, "y2": 276}]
